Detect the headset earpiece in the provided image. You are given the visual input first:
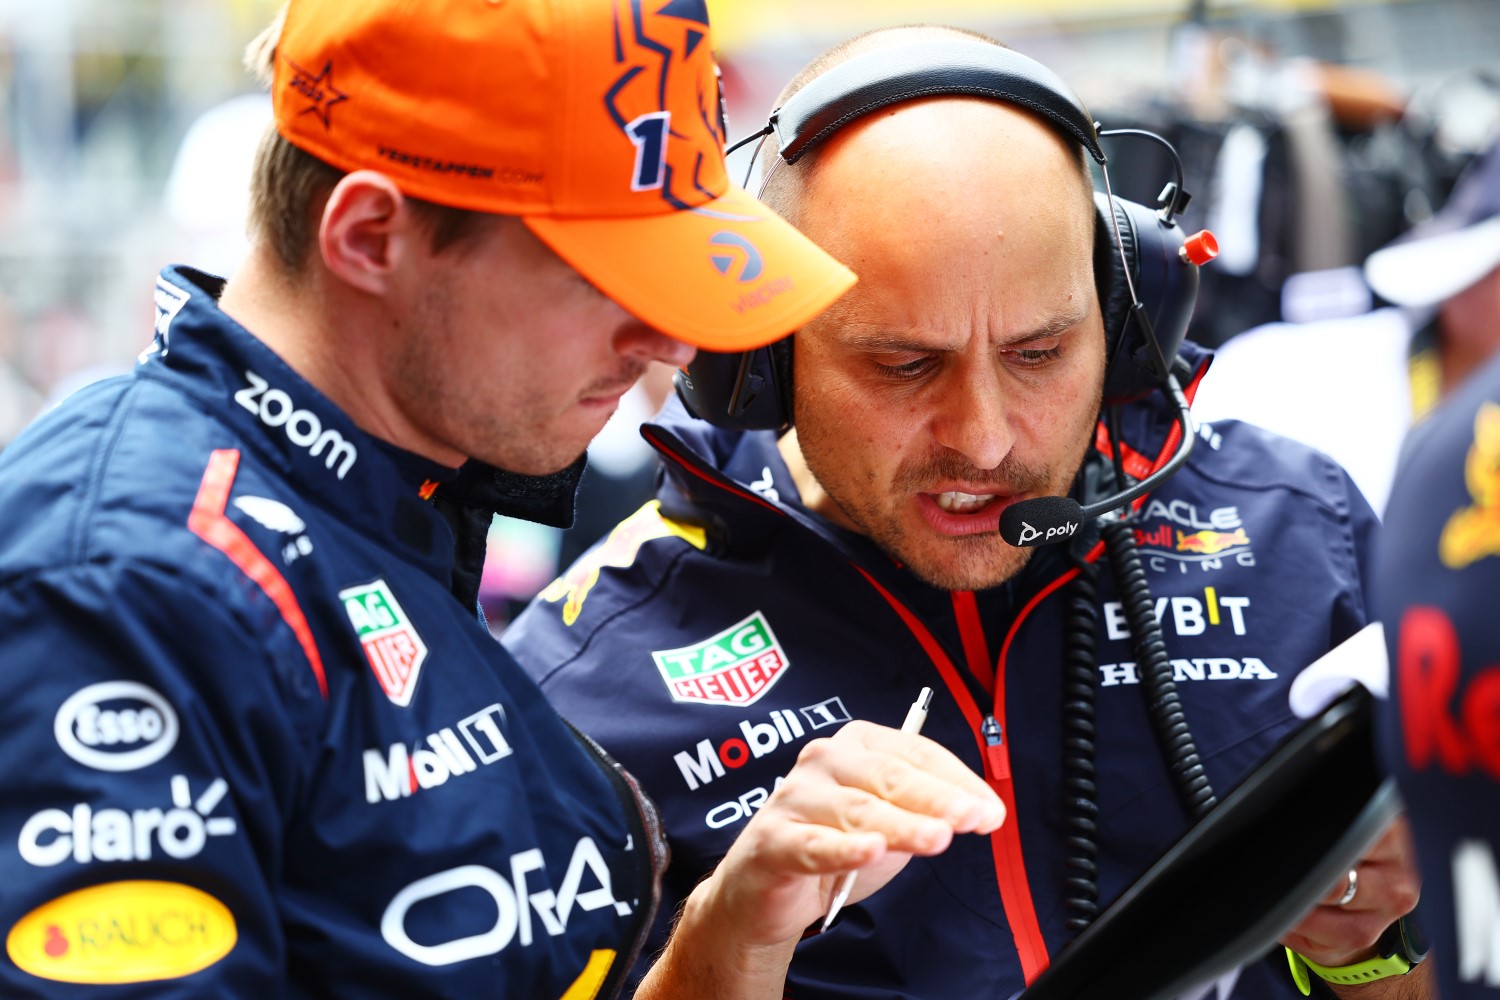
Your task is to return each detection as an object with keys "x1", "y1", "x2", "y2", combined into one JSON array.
[
  {"x1": 677, "y1": 37, "x2": 1204, "y2": 430},
  {"x1": 673, "y1": 340, "x2": 794, "y2": 432},
  {"x1": 1094, "y1": 193, "x2": 1200, "y2": 403}
]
